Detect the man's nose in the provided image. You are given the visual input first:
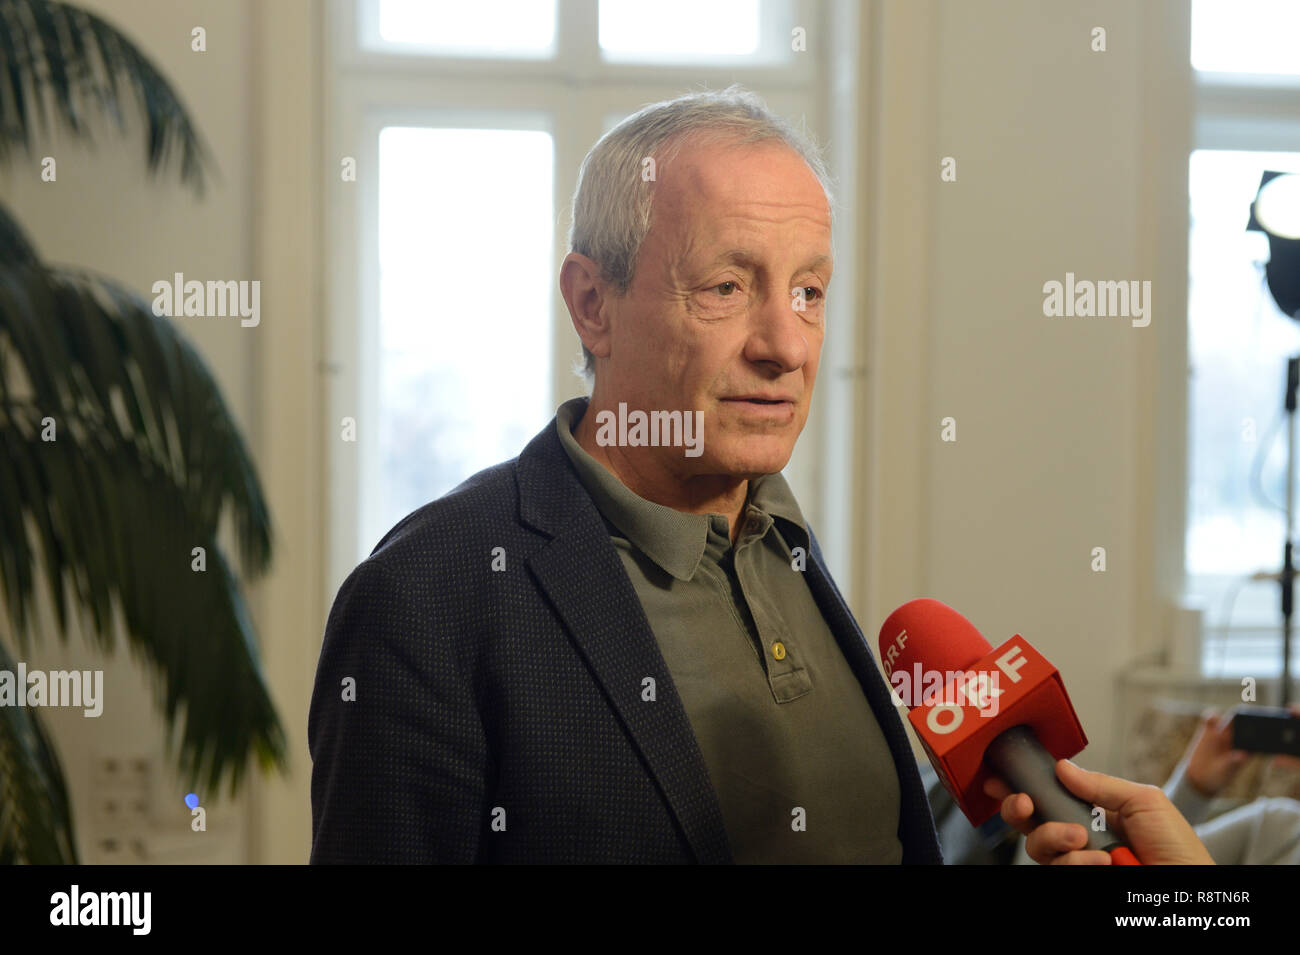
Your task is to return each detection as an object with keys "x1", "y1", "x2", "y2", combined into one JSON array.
[{"x1": 743, "y1": 286, "x2": 811, "y2": 372}]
